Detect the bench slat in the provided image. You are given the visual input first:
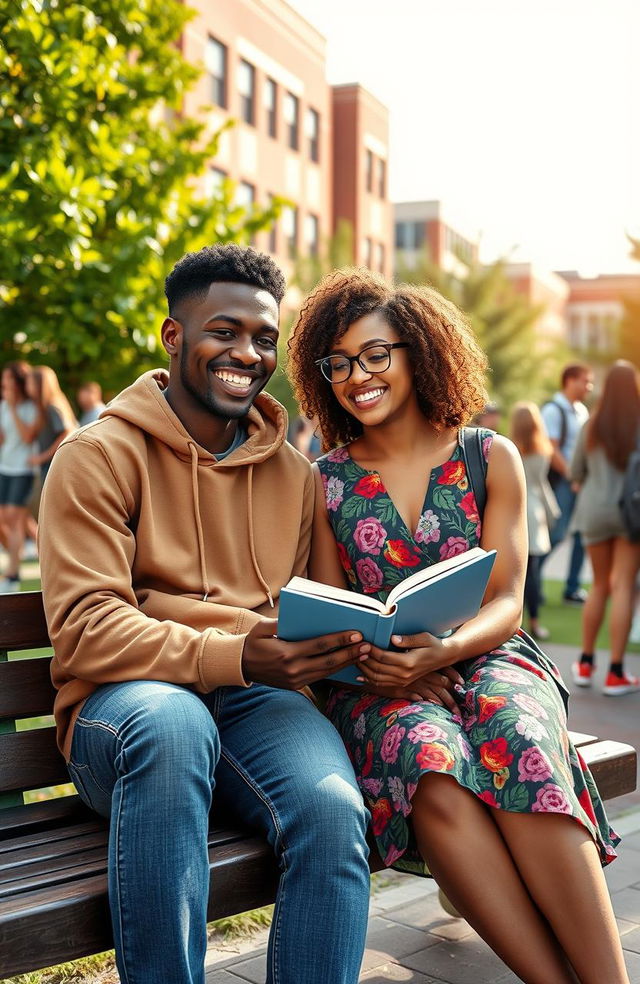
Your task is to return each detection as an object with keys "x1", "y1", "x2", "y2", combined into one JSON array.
[
  {"x1": 0, "y1": 838, "x2": 281, "y2": 978},
  {"x1": 579, "y1": 740, "x2": 638, "y2": 800},
  {"x1": 0, "y1": 658, "x2": 56, "y2": 720},
  {"x1": 0, "y1": 729, "x2": 69, "y2": 794},
  {"x1": 0, "y1": 592, "x2": 49, "y2": 651}
]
